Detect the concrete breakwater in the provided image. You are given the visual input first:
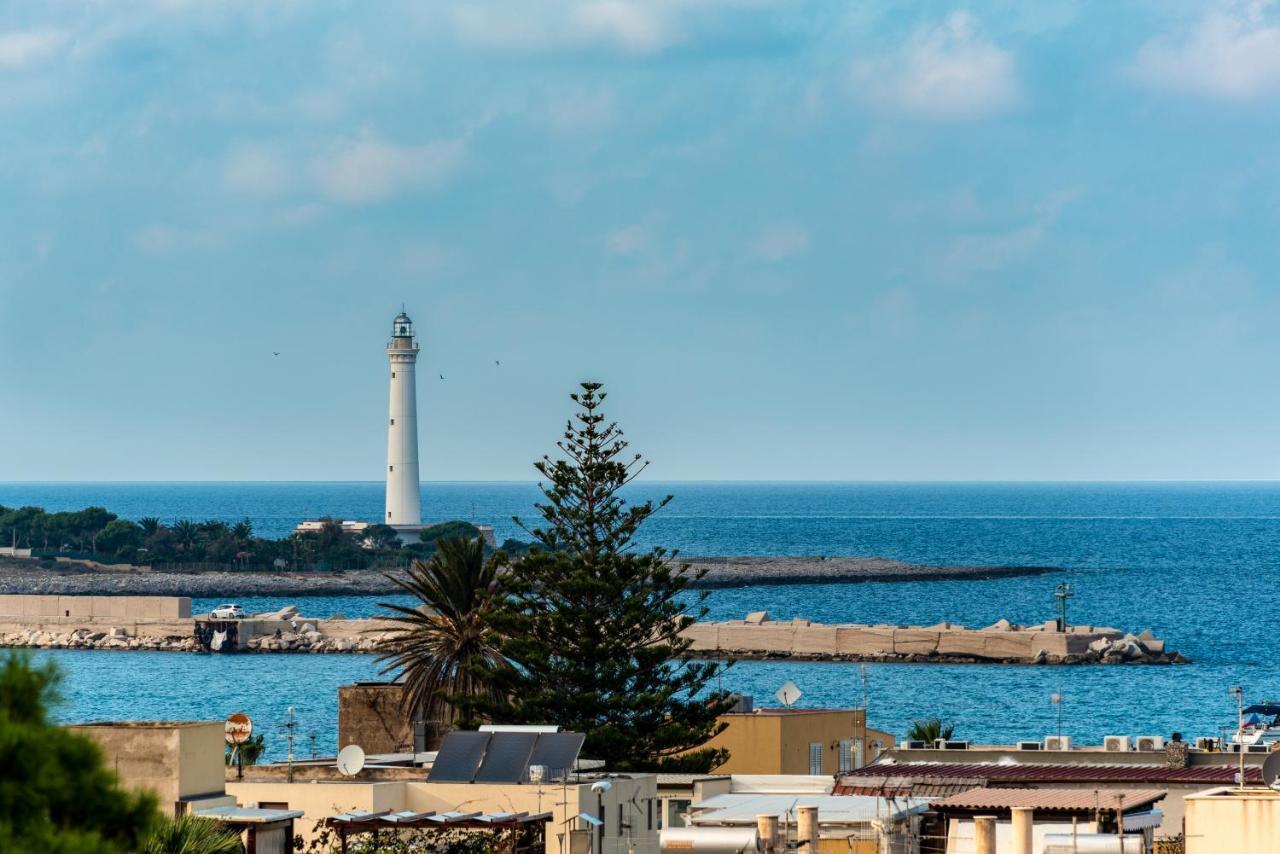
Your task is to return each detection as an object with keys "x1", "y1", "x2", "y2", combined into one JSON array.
[
  {"x1": 0, "y1": 596, "x2": 1183, "y2": 664},
  {"x1": 683, "y1": 612, "x2": 1187, "y2": 665}
]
